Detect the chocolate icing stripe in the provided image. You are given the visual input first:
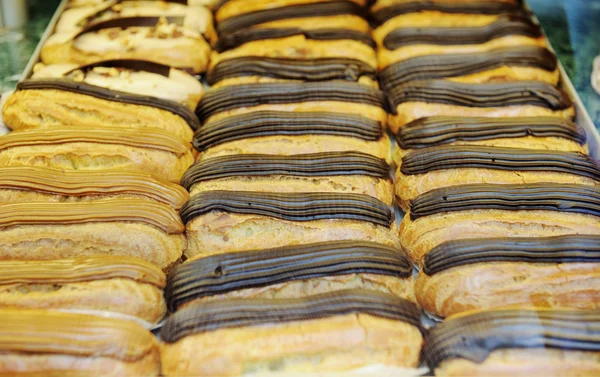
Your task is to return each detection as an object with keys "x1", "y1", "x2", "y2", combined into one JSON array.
[
  {"x1": 17, "y1": 79, "x2": 200, "y2": 131},
  {"x1": 207, "y1": 57, "x2": 376, "y2": 85},
  {"x1": 373, "y1": 1, "x2": 524, "y2": 24},
  {"x1": 181, "y1": 152, "x2": 389, "y2": 189},
  {"x1": 396, "y1": 116, "x2": 586, "y2": 149},
  {"x1": 383, "y1": 15, "x2": 540, "y2": 49},
  {"x1": 180, "y1": 191, "x2": 392, "y2": 226},
  {"x1": 423, "y1": 235, "x2": 600, "y2": 275},
  {"x1": 214, "y1": 28, "x2": 376, "y2": 52},
  {"x1": 74, "y1": 16, "x2": 185, "y2": 39},
  {"x1": 166, "y1": 241, "x2": 412, "y2": 311},
  {"x1": 387, "y1": 80, "x2": 572, "y2": 112},
  {"x1": 217, "y1": 1, "x2": 366, "y2": 35},
  {"x1": 161, "y1": 289, "x2": 421, "y2": 342},
  {"x1": 400, "y1": 146, "x2": 600, "y2": 180},
  {"x1": 409, "y1": 183, "x2": 600, "y2": 220},
  {"x1": 380, "y1": 47, "x2": 556, "y2": 90},
  {"x1": 194, "y1": 111, "x2": 382, "y2": 151},
  {"x1": 64, "y1": 59, "x2": 171, "y2": 77},
  {"x1": 196, "y1": 83, "x2": 386, "y2": 122},
  {"x1": 423, "y1": 309, "x2": 600, "y2": 369}
]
